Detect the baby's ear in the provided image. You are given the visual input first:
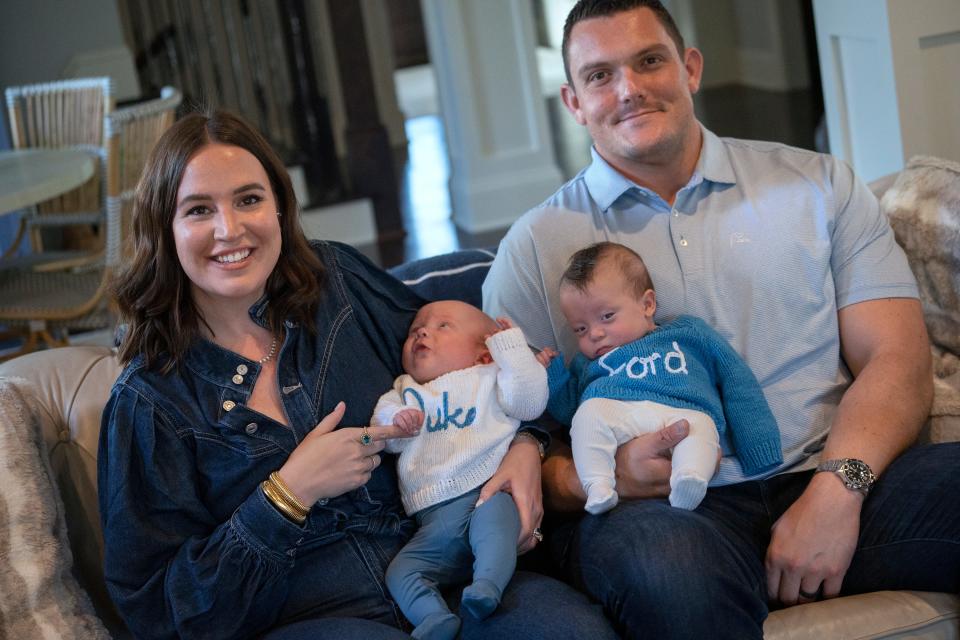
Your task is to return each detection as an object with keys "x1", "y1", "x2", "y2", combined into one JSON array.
[
  {"x1": 642, "y1": 288, "x2": 657, "y2": 316},
  {"x1": 476, "y1": 349, "x2": 494, "y2": 365}
]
